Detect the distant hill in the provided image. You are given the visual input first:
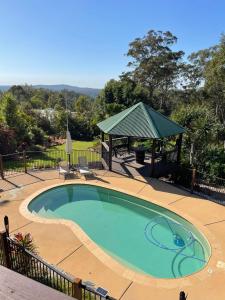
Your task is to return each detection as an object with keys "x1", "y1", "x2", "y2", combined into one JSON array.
[
  {"x1": 0, "y1": 84, "x2": 101, "y2": 98},
  {"x1": 0, "y1": 85, "x2": 10, "y2": 92}
]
